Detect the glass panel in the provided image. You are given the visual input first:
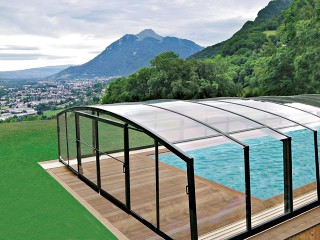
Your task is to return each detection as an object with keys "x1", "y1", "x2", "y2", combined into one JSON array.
[
  {"x1": 79, "y1": 115, "x2": 94, "y2": 154},
  {"x1": 129, "y1": 127, "x2": 154, "y2": 150},
  {"x1": 100, "y1": 152, "x2": 126, "y2": 204},
  {"x1": 158, "y1": 148, "x2": 191, "y2": 239},
  {"x1": 164, "y1": 141, "x2": 246, "y2": 238},
  {"x1": 75, "y1": 113, "x2": 98, "y2": 185},
  {"x1": 290, "y1": 128, "x2": 318, "y2": 209},
  {"x1": 66, "y1": 112, "x2": 77, "y2": 161},
  {"x1": 99, "y1": 121, "x2": 126, "y2": 204},
  {"x1": 244, "y1": 136, "x2": 284, "y2": 227},
  {"x1": 80, "y1": 142, "x2": 98, "y2": 185},
  {"x1": 58, "y1": 114, "x2": 68, "y2": 164},
  {"x1": 98, "y1": 121, "x2": 124, "y2": 154},
  {"x1": 102, "y1": 104, "x2": 218, "y2": 143},
  {"x1": 130, "y1": 134, "x2": 157, "y2": 227}
]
